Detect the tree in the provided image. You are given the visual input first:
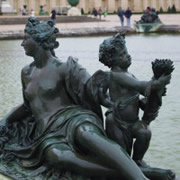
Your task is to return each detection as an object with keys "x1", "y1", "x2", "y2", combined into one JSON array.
[
  {"x1": 171, "y1": 4, "x2": 176, "y2": 13},
  {"x1": 159, "y1": 7, "x2": 163, "y2": 13},
  {"x1": 81, "y1": 8, "x2": 84, "y2": 14},
  {"x1": 167, "y1": 6, "x2": 171, "y2": 13},
  {"x1": 67, "y1": 0, "x2": 80, "y2": 7}
]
